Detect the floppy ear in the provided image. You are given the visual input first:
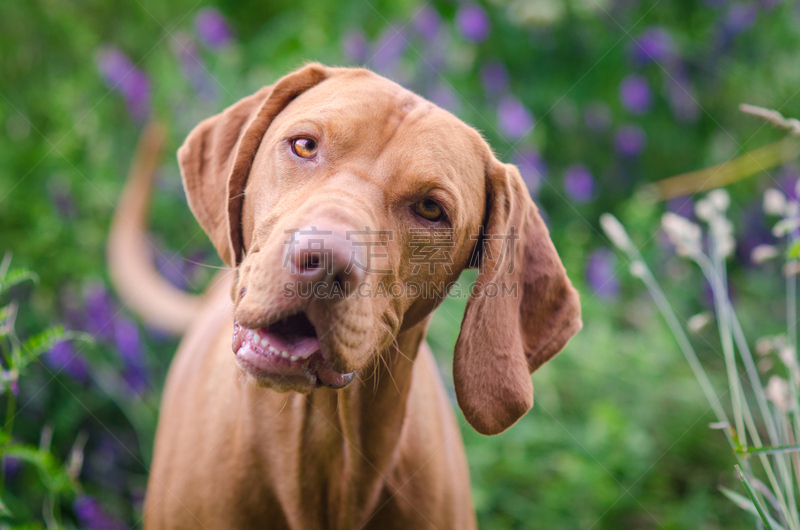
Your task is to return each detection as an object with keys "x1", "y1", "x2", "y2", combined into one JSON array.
[
  {"x1": 453, "y1": 159, "x2": 582, "y2": 435},
  {"x1": 177, "y1": 63, "x2": 330, "y2": 266}
]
